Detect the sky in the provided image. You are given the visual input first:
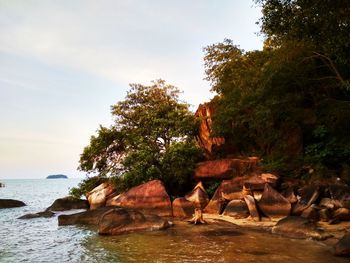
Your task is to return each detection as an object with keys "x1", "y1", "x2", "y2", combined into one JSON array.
[{"x1": 0, "y1": 0, "x2": 263, "y2": 179}]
